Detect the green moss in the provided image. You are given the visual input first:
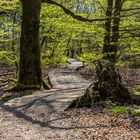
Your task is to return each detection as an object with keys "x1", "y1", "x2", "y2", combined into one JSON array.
[
  {"x1": 42, "y1": 80, "x2": 51, "y2": 89},
  {"x1": 112, "y1": 106, "x2": 128, "y2": 114},
  {"x1": 132, "y1": 86, "x2": 140, "y2": 95}
]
